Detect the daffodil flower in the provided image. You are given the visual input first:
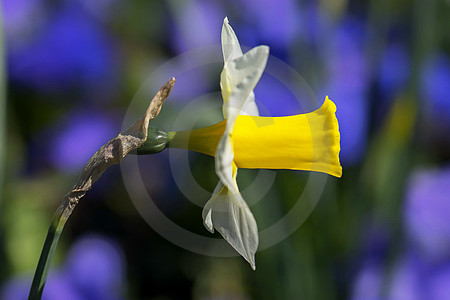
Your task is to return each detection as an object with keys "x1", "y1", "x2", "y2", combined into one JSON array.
[{"x1": 165, "y1": 18, "x2": 342, "y2": 269}]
